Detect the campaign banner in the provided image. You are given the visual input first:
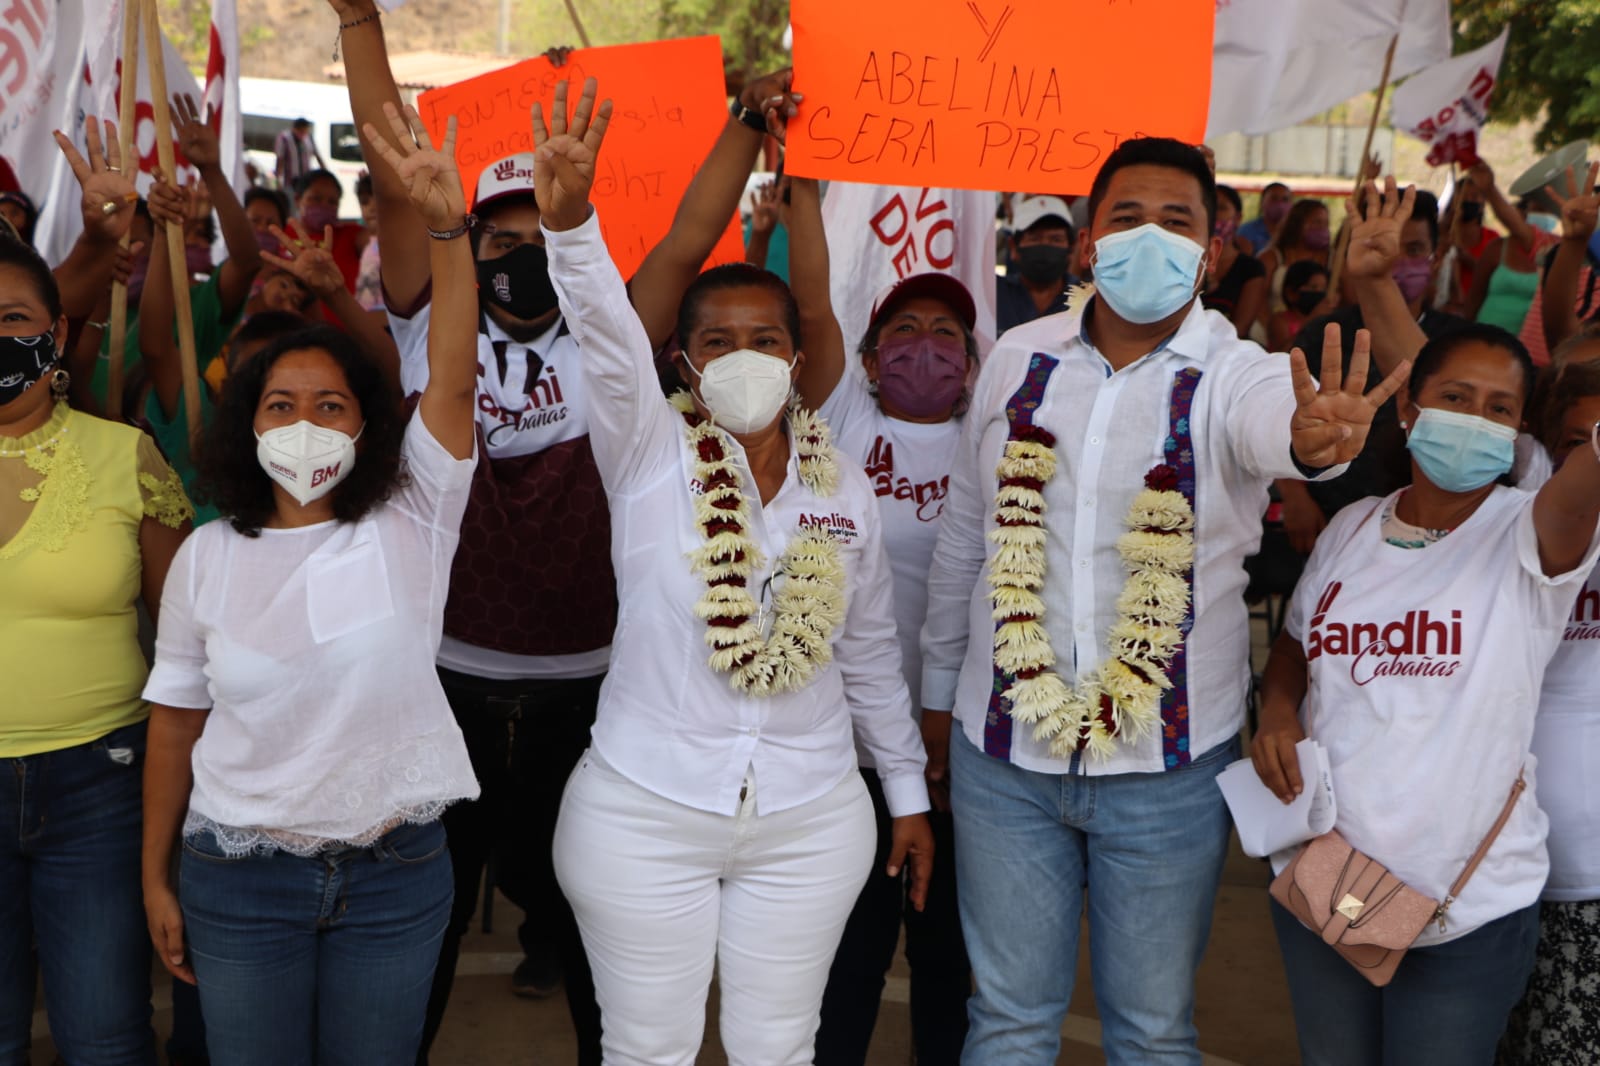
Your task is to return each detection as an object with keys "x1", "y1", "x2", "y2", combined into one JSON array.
[
  {"x1": 1390, "y1": 26, "x2": 1509, "y2": 168},
  {"x1": 417, "y1": 36, "x2": 743, "y2": 280},
  {"x1": 822, "y1": 182, "x2": 998, "y2": 358},
  {"x1": 785, "y1": 0, "x2": 1213, "y2": 195}
]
